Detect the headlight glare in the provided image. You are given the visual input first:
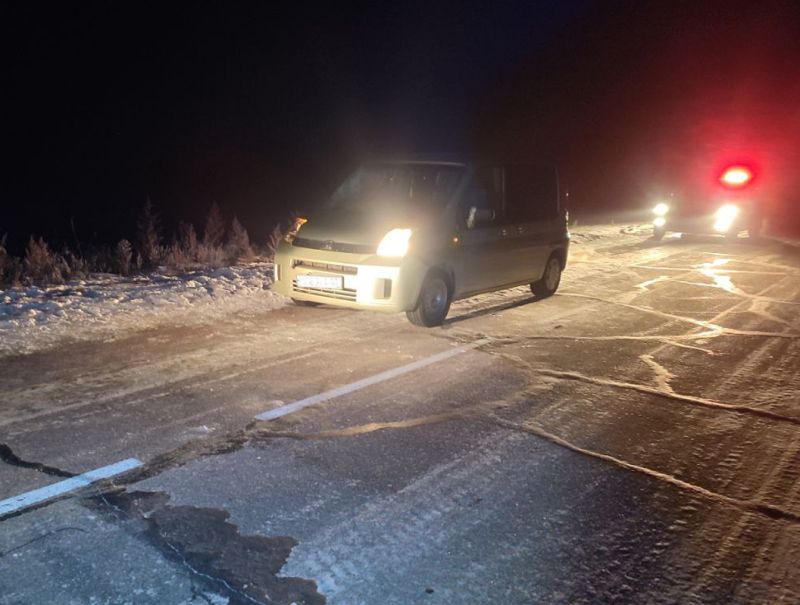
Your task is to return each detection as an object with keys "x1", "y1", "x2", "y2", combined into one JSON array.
[
  {"x1": 653, "y1": 202, "x2": 669, "y2": 216},
  {"x1": 713, "y1": 204, "x2": 739, "y2": 233},
  {"x1": 376, "y1": 228, "x2": 412, "y2": 257},
  {"x1": 653, "y1": 216, "x2": 666, "y2": 228}
]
